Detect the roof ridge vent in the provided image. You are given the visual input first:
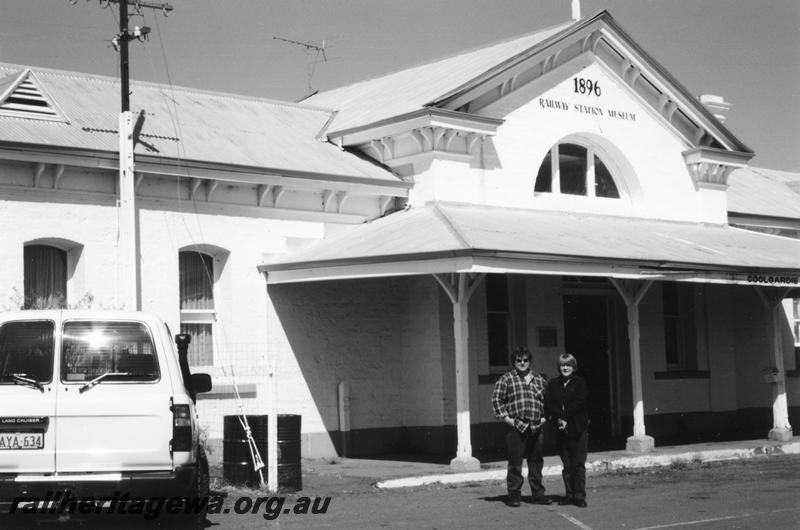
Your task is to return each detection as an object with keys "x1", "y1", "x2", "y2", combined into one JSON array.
[{"x1": 0, "y1": 69, "x2": 63, "y2": 120}]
